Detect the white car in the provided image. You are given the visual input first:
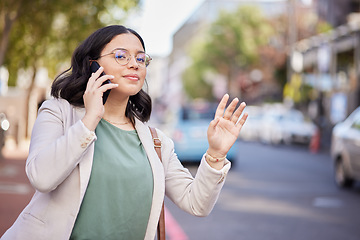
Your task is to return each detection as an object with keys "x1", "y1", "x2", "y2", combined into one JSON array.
[
  {"x1": 260, "y1": 108, "x2": 317, "y2": 145},
  {"x1": 331, "y1": 106, "x2": 360, "y2": 188},
  {"x1": 239, "y1": 106, "x2": 263, "y2": 141}
]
